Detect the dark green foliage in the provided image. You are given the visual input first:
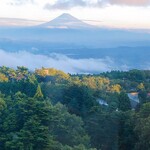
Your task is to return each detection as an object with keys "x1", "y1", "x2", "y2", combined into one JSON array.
[
  {"x1": 118, "y1": 111, "x2": 136, "y2": 150},
  {"x1": 134, "y1": 103, "x2": 150, "y2": 150},
  {"x1": 85, "y1": 109, "x2": 119, "y2": 150},
  {"x1": 0, "y1": 66, "x2": 150, "y2": 150},
  {"x1": 0, "y1": 93, "x2": 91, "y2": 150},
  {"x1": 138, "y1": 90, "x2": 150, "y2": 105},
  {"x1": 49, "y1": 103, "x2": 90, "y2": 147},
  {"x1": 0, "y1": 93, "x2": 52, "y2": 150},
  {"x1": 0, "y1": 97, "x2": 6, "y2": 112},
  {"x1": 62, "y1": 84, "x2": 96, "y2": 117},
  {"x1": 118, "y1": 92, "x2": 131, "y2": 111}
]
